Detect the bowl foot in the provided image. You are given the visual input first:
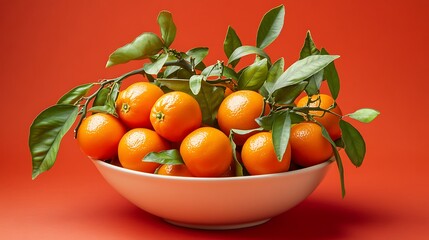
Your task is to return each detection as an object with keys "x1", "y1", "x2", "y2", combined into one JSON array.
[{"x1": 163, "y1": 218, "x2": 271, "y2": 230}]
